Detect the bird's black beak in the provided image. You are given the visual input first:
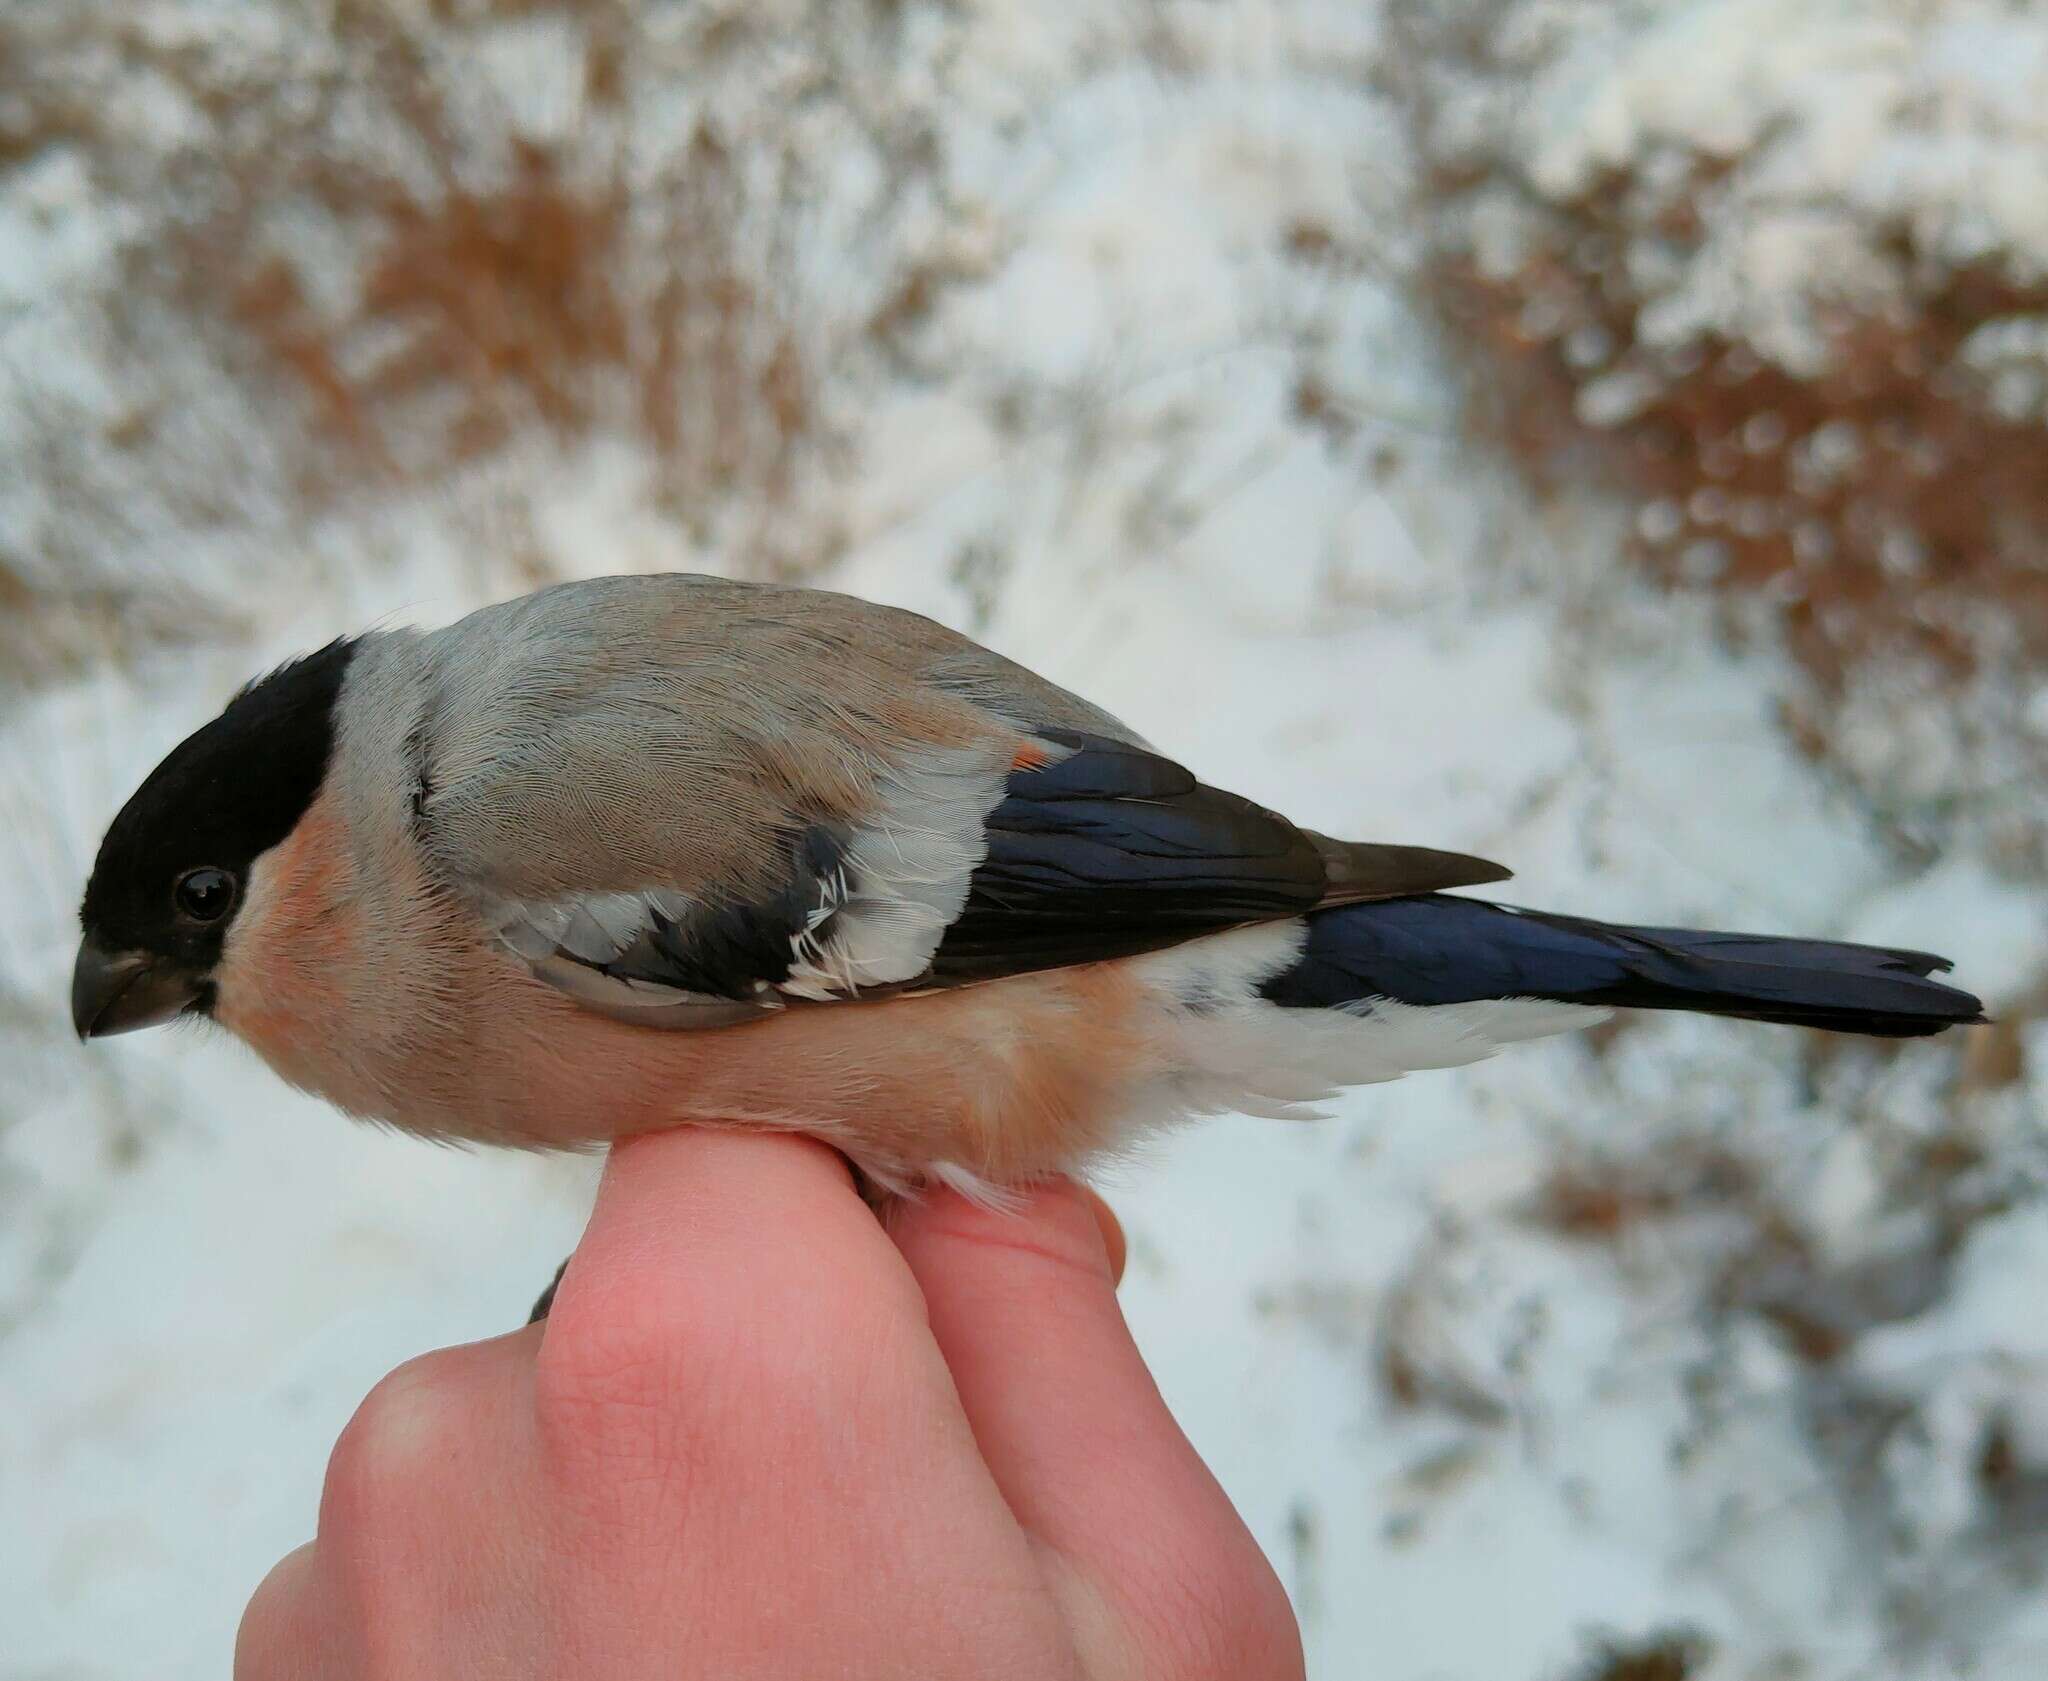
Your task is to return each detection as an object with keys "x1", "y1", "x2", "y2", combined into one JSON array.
[{"x1": 71, "y1": 940, "x2": 205, "y2": 1039}]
